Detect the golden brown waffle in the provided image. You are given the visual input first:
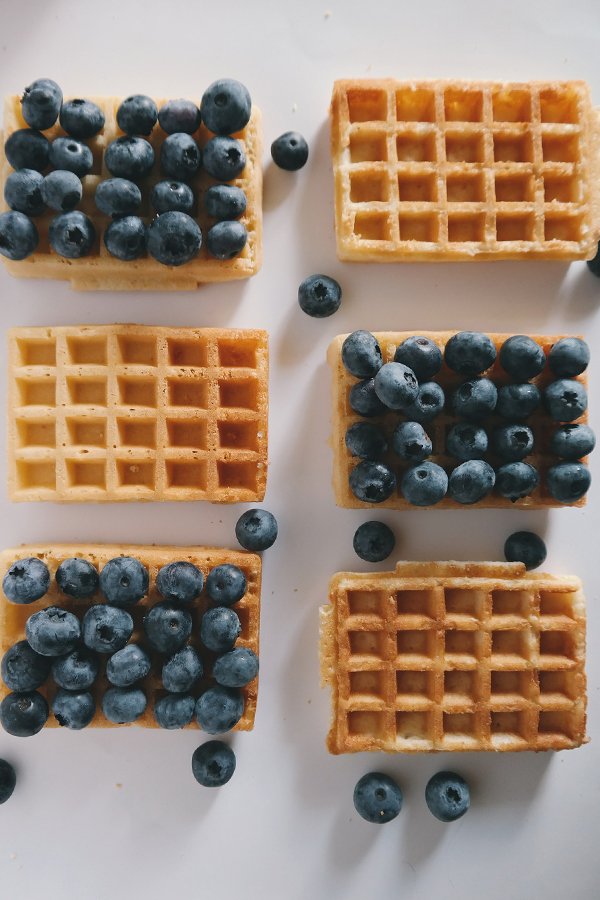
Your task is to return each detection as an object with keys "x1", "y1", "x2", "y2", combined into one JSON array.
[
  {"x1": 0, "y1": 543, "x2": 261, "y2": 730},
  {"x1": 331, "y1": 79, "x2": 600, "y2": 261},
  {"x1": 320, "y1": 561, "x2": 587, "y2": 754},
  {"x1": 328, "y1": 330, "x2": 590, "y2": 510},
  {"x1": 8, "y1": 325, "x2": 268, "y2": 503},
  {"x1": 0, "y1": 94, "x2": 262, "y2": 289}
]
